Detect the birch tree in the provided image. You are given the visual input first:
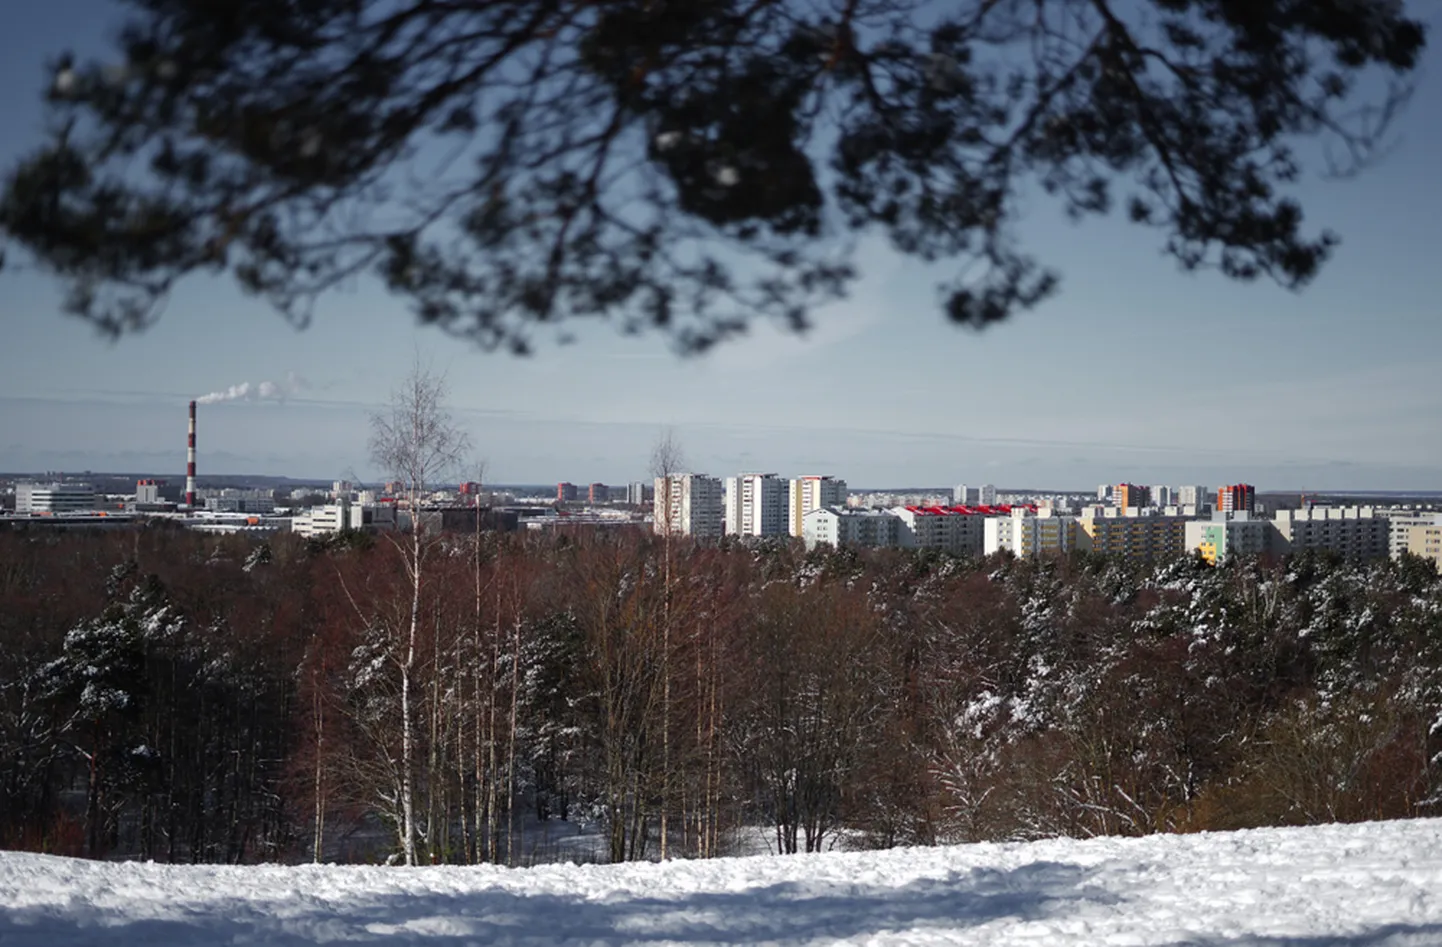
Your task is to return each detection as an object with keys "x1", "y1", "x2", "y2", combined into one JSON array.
[
  {"x1": 649, "y1": 429, "x2": 685, "y2": 859},
  {"x1": 368, "y1": 361, "x2": 469, "y2": 865}
]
